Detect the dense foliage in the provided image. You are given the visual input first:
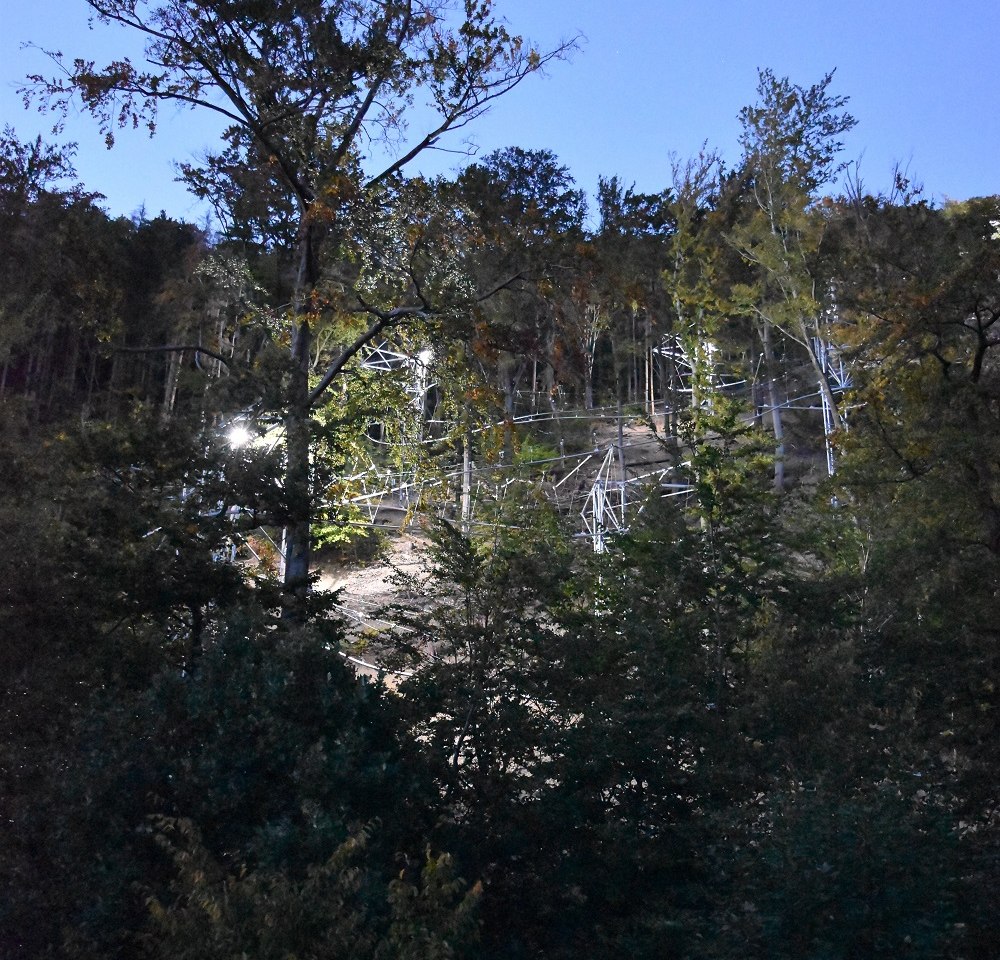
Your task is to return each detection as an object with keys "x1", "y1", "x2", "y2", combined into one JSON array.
[{"x1": 2, "y1": 5, "x2": 999, "y2": 956}]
